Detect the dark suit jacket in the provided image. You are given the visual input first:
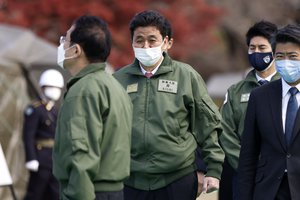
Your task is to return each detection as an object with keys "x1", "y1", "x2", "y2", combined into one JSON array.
[{"x1": 237, "y1": 79, "x2": 300, "y2": 200}]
